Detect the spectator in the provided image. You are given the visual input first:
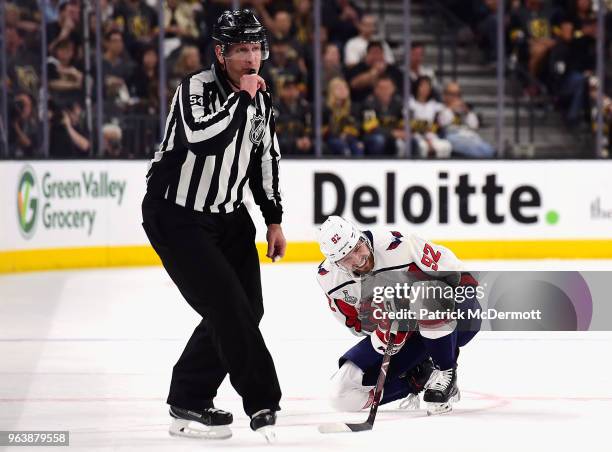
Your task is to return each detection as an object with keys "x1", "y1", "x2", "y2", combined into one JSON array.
[
  {"x1": 409, "y1": 76, "x2": 451, "y2": 158},
  {"x1": 304, "y1": 25, "x2": 331, "y2": 100},
  {"x1": 293, "y1": 0, "x2": 314, "y2": 47},
  {"x1": 270, "y1": 9, "x2": 294, "y2": 40},
  {"x1": 48, "y1": 100, "x2": 90, "y2": 158},
  {"x1": 100, "y1": 0, "x2": 117, "y2": 23},
  {"x1": 6, "y1": 26, "x2": 40, "y2": 98},
  {"x1": 47, "y1": 0, "x2": 82, "y2": 53},
  {"x1": 42, "y1": 0, "x2": 63, "y2": 24},
  {"x1": 103, "y1": 30, "x2": 135, "y2": 107},
  {"x1": 546, "y1": 18, "x2": 588, "y2": 127},
  {"x1": 169, "y1": 45, "x2": 202, "y2": 92},
  {"x1": 409, "y1": 41, "x2": 439, "y2": 98},
  {"x1": 260, "y1": 37, "x2": 304, "y2": 96},
  {"x1": 128, "y1": 46, "x2": 160, "y2": 114},
  {"x1": 571, "y1": 17, "x2": 597, "y2": 75},
  {"x1": 8, "y1": 93, "x2": 39, "y2": 158},
  {"x1": 47, "y1": 38, "x2": 84, "y2": 105},
  {"x1": 162, "y1": 0, "x2": 201, "y2": 57},
  {"x1": 509, "y1": 0, "x2": 556, "y2": 78},
  {"x1": 5, "y1": 2, "x2": 39, "y2": 36},
  {"x1": 102, "y1": 123, "x2": 124, "y2": 158},
  {"x1": 274, "y1": 75, "x2": 313, "y2": 155},
  {"x1": 251, "y1": 6, "x2": 304, "y2": 55},
  {"x1": 588, "y1": 77, "x2": 612, "y2": 156},
  {"x1": 163, "y1": 0, "x2": 200, "y2": 40},
  {"x1": 358, "y1": 76, "x2": 405, "y2": 155},
  {"x1": 347, "y1": 41, "x2": 403, "y2": 104},
  {"x1": 322, "y1": 0, "x2": 361, "y2": 47},
  {"x1": 568, "y1": 0, "x2": 596, "y2": 31},
  {"x1": 323, "y1": 77, "x2": 363, "y2": 155},
  {"x1": 476, "y1": 0, "x2": 501, "y2": 64},
  {"x1": 322, "y1": 43, "x2": 345, "y2": 96},
  {"x1": 344, "y1": 14, "x2": 395, "y2": 67},
  {"x1": 113, "y1": 0, "x2": 158, "y2": 59},
  {"x1": 438, "y1": 82, "x2": 496, "y2": 158}
]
